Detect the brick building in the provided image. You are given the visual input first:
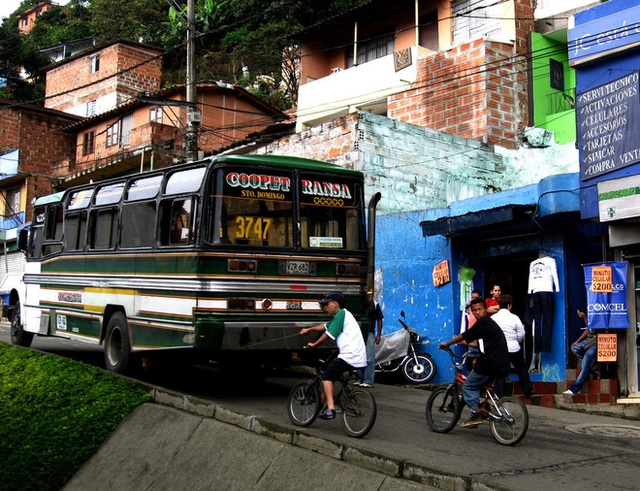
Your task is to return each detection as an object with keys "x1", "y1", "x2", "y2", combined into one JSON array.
[
  {"x1": 16, "y1": 1, "x2": 53, "y2": 35},
  {"x1": 0, "y1": 101, "x2": 80, "y2": 290},
  {"x1": 57, "y1": 83, "x2": 288, "y2": 188},
  {"x1": 45, "y1": 40, "x2": 163, "y2": 117}
]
